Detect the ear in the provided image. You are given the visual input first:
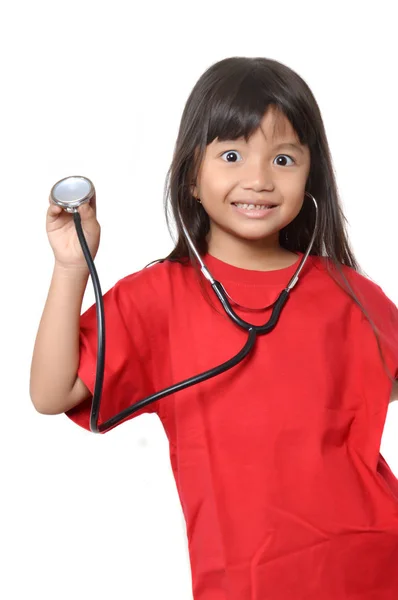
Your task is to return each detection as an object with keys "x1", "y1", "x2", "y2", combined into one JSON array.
[{"x1": 190, "y1": 183, "x2": 199, "y2": 199}]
